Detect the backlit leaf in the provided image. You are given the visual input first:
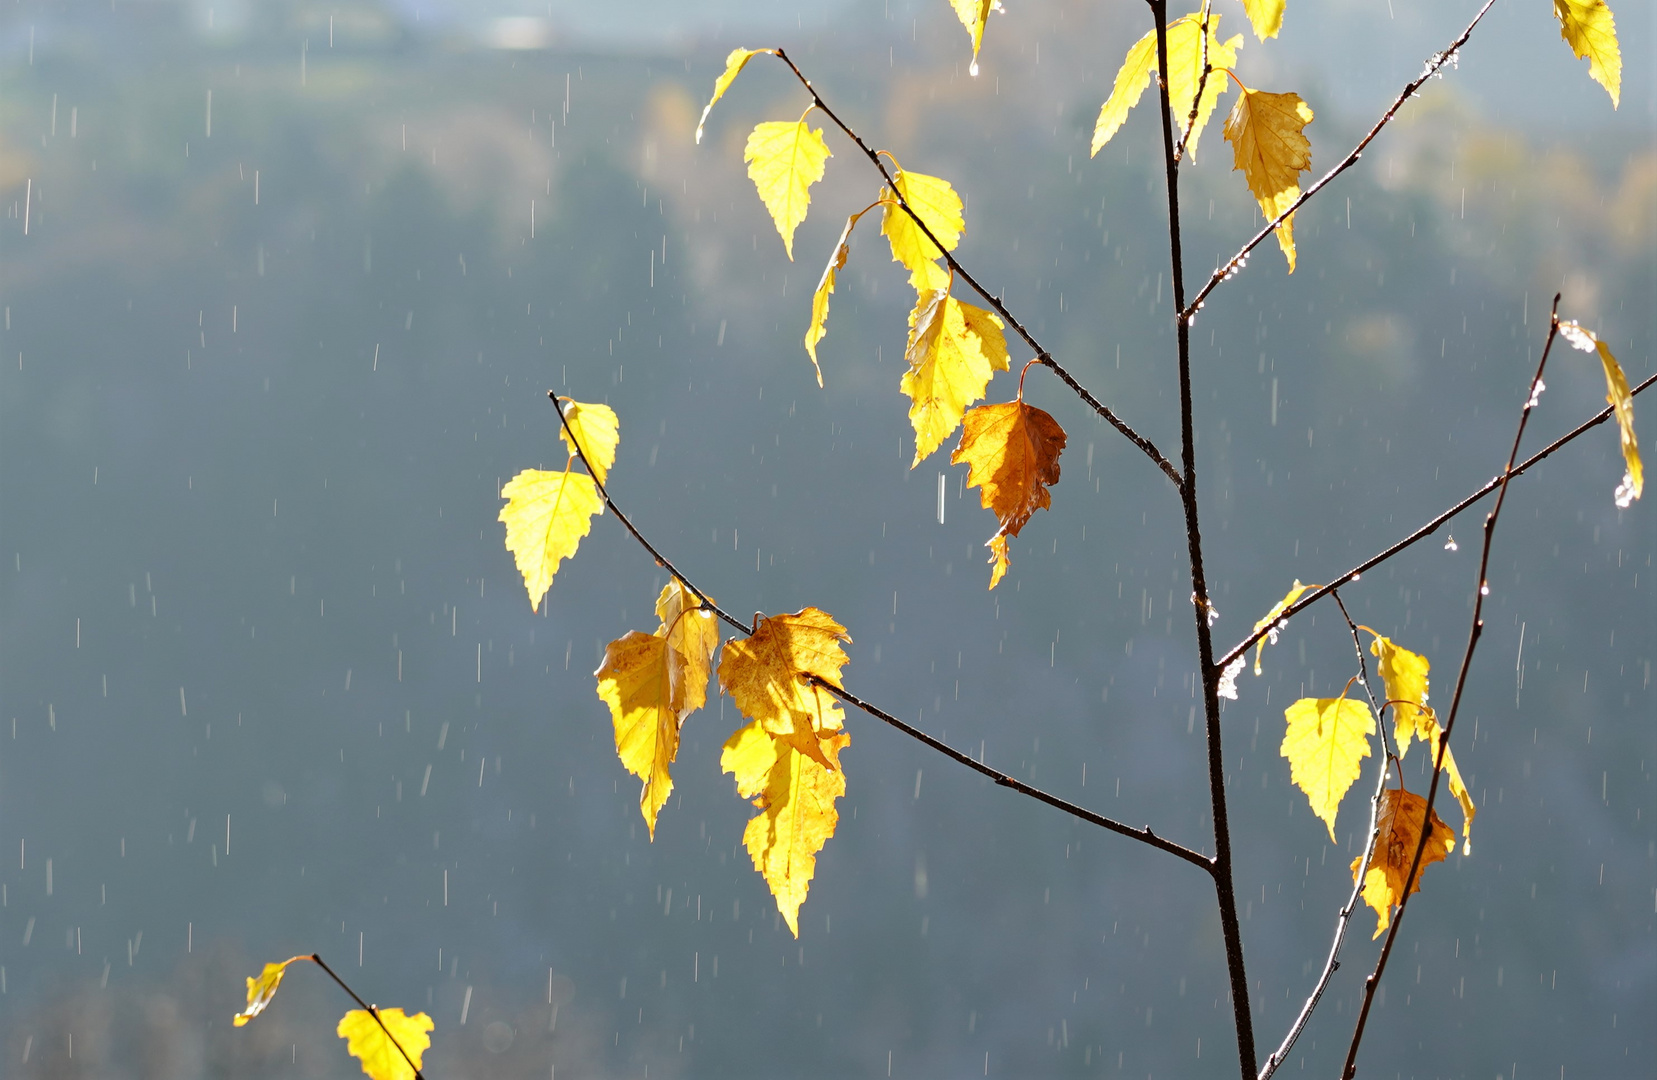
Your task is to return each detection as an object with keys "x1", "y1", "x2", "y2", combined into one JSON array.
[
  {"x1": 232, "y1": 955, "x2": 309, "y2": 1026},
  {"x1": 1418, "y1": 708, "x2": 1477, "y2": 856},
  {"x1": 336, "y1": 1008, "x2": 434, "y2": 1080},
  {"x1": 1368, "y1": 634, "x2": 1433, "y2": 756},
  {"x1": 804, "y1": 207, "x2": 874, "y2": 386},
  {"x1": 882, "y1": 170, "x2": 965, "y2": 273},
  {"x1": 1352, "y1": 786, "x2": 1455, "y2": 938},
  {"x1": 557, "y1": 398, "x2": 619, "y2": 485},
  {"x1": 1241, "y1": 0, "x2": 1285, "y2": 40},
  {"x1": 1553, "y1": 0, "x2": 1621, "y2": 108},
  {"x1": 721, "y1": 718, "x2": 850, "y2": 937},
  {"x1": 656, "y1": 578, "x2": 721, "y2": 717},
  {"x1": 952, "y1": 399, "x2": 1067, "y2": 589},
  {"x1": 903, "y1": 283, "x2": 1010, "y2": 465},
  {"x1": 1282, "y1": 695, "x2": 1374, "y2": 840},
  {"x1": 1252, "y1": 579, "x2": 1314, "y2": 675},
  {"x1": 718, "y1": 608, "x2": 851, "y2": 767},
  {"x1": 745, "y1": 120, "x2": 831, "y2": 260},
  {"x1": 499, "y1": 469, "x2": 604, "y2": 612},
  {"x1": 1223, "y1": 85, "x2": 1313, "y2": 272},
  {"x1": 1091, "y1": 13, "x2": 1241, "y2": 159},
  {"x1": 696, "y1": 47, "x2": 772, "y2": 143},
  {"x1": 949, "y1": 0, "x2": 1000, "y2": 75},
  {"x1": 1559, "y1": 320, "x2": 1641, "y2": 507}
]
